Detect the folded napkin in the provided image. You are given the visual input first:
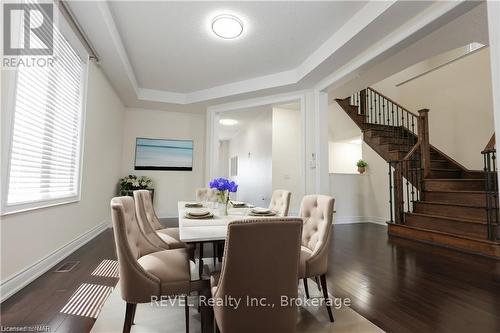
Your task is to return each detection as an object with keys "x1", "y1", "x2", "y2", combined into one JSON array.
[
  {"x1": 251, "y1": 207, "x2": 271, "y2": 214},
  {"x1": 231, "y1": 201, "x2": 247, "y2": 207},
  {"x1": 185, "y1": 202, "x2": 203, "y2": 208}
]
